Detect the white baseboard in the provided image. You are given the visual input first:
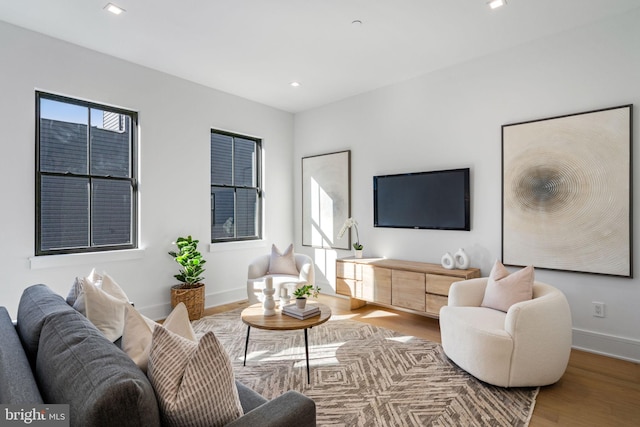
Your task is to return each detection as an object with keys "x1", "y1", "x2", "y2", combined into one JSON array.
[
  {"x1": 205, "y1": 288, "x2": 248, "y2": 308},
  {"x1": 572, "y1": 328, "x2": 640, "y2": 363},
  {"x1": 138, "y1": 287, "x2": 248, "y2": 321}
]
